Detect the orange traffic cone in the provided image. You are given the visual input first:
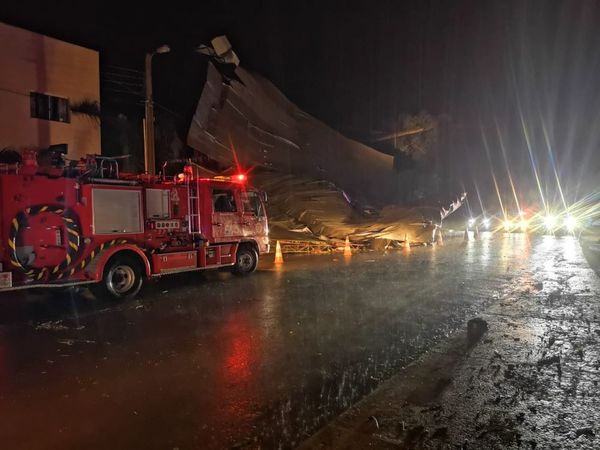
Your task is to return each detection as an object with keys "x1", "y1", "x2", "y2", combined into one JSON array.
[
  {"x1": 343, "y1": 236, "x2": 352, "y2": 256},
  {"x1": 274, "y1": 240, "x2": 284, "y2": 264}
]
